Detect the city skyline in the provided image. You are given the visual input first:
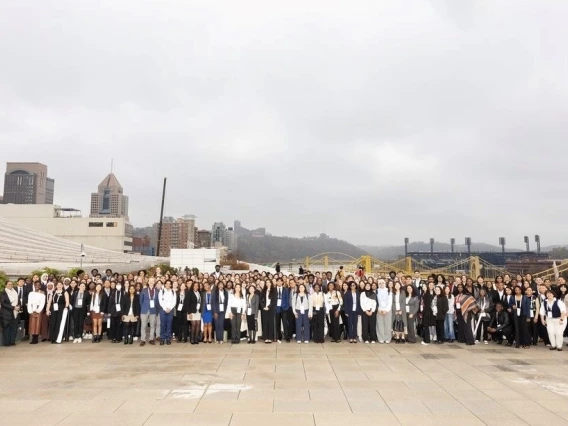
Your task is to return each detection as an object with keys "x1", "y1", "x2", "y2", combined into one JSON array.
[{"x1": 1, "y1": 2, "x2": 567, "y2": 246}]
